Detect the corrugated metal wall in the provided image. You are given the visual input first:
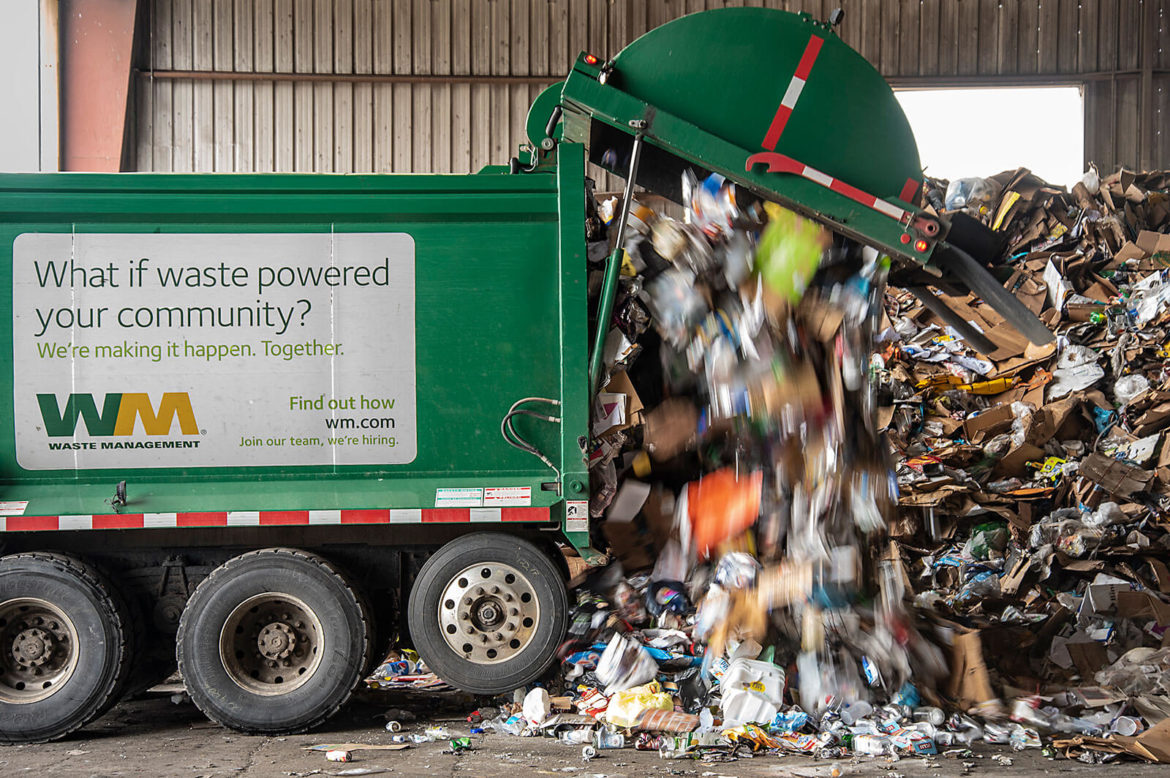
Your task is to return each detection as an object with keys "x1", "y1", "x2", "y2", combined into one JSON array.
[{"x1": 132, "y1": 0, "x2": 1170, "y2": 178}]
